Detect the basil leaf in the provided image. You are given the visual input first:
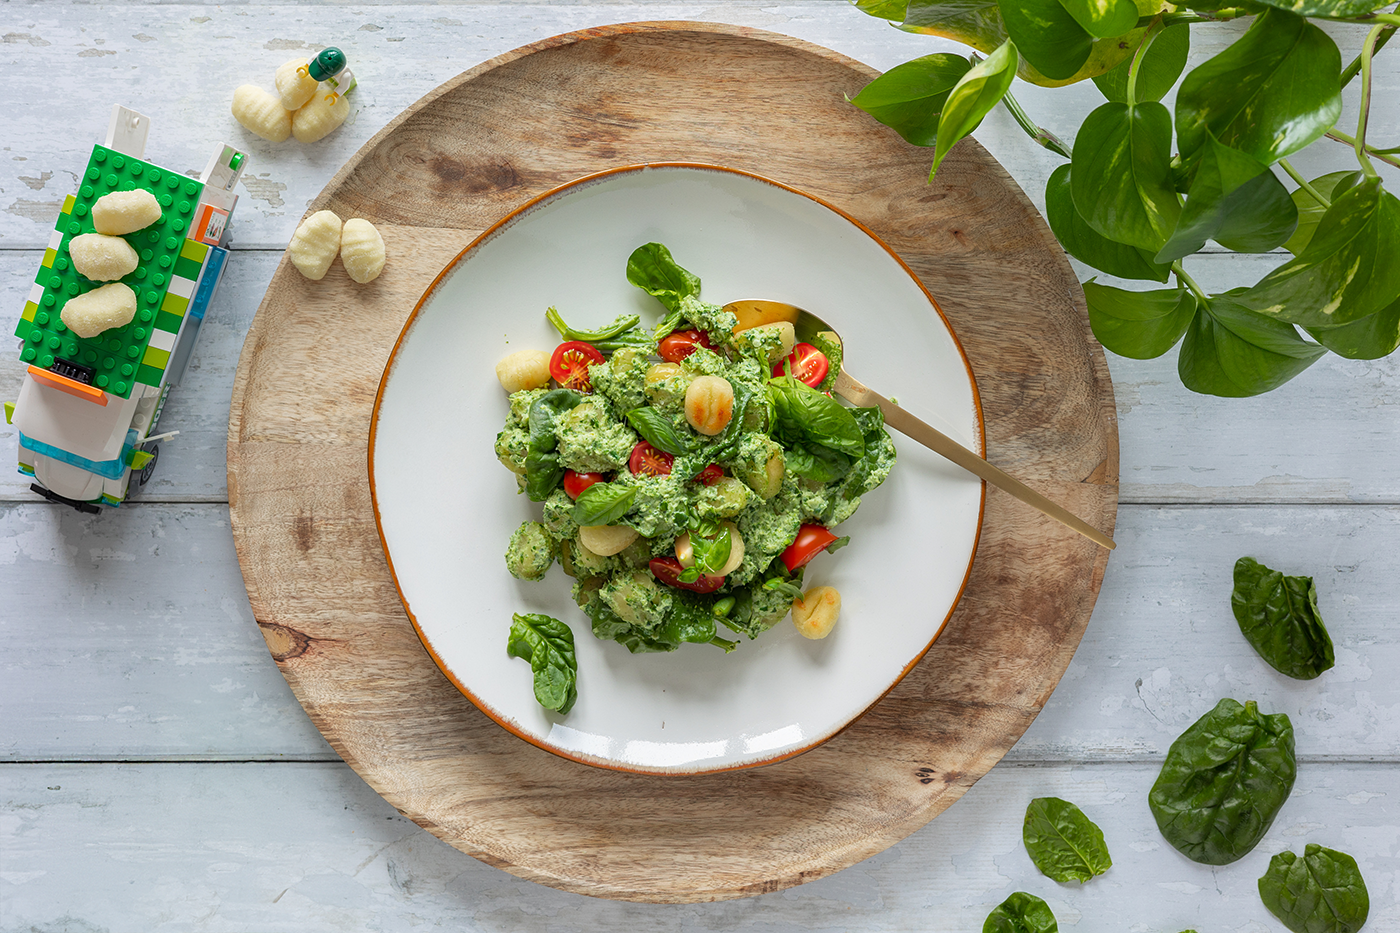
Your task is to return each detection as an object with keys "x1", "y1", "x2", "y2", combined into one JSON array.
[
  {"x1": 768, "y1": 377, "x2": 865, "y2": 481},
  {"x1": 1237, "y1": 177, "x2": 1400, "y2": 328},
  {"x1": 1085, "y1": 283, "x2": 1196, "y2": 360},
  {"x1": 524, "y1": 389, "x2": 583, "y2": 501},
  {"x1": 1259, "y1": 844, "x2": 1370, "y2": 933},
  {"x1": 1148, "y1": 698, "x2": 1296, "y2": 865},
  {"x1": 506, "y1": 613, "x2": 579, "y2": 714},
  {"x1": 626, "y1": 242, "x2": 701, "y2": 314},
  {"x1": 692, "y1": 528, "x2": 732, "y2": 576},
  {"x1": 1176, "y1": 9, "x2": 1342, "y2": 165},
  {"x1": 983, "y1": 891, "x2": 1058, "y2": 933},
  {"x1": 1178, "y1": 293, "x2": 1324, "y2": 397},
  {"x1": 1252, "y1": 0, "x2": 1389, "y2": 17},
  {"x1": 1058, "y1": 0, "x2": 1137, "y2": 39},
  {"x1": 1093, "y1": 23, "x2": 1190, "y2": 103},
  {"x1": 1232, "y1": 557, "x2": 1335, "y2": 680},
  {"x1": 572, "y1": 483, "x2": 637, "y2": 526},
  {"x1": 1047, "y1": 166, "x2": 1170, "y2": 283},
  {"x1": 1071, "y1": 101, "x2": 1181, "y2": 251},
  {"x1": 1156, "y1": 134, "x2": 1298, "y2": 262},
  {"x1": 999, "y1": 0, "x2": 1090, "y2": 81},
  {"x1": 1022, "y1": 797, "x2": 1113, "y2": 883},
  {"x1": 849, "y1": 53, "x2": 973, "y2": 147},
  {"x1": 931, "y1": 38, "x2": 1017, "y2": 176},
  {"x1": 1284, "y1": 171, "x2": 1362, "y2": 256},
  {"x1": 625, "y1": 407, "x2": 690, "y2": 456},
  {"x1": 1306, "y1": 295, "x2": 1400, "y2": 360},
  {"x1": 524, "y1": 450, "x2": 564, "y2": 502}
]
